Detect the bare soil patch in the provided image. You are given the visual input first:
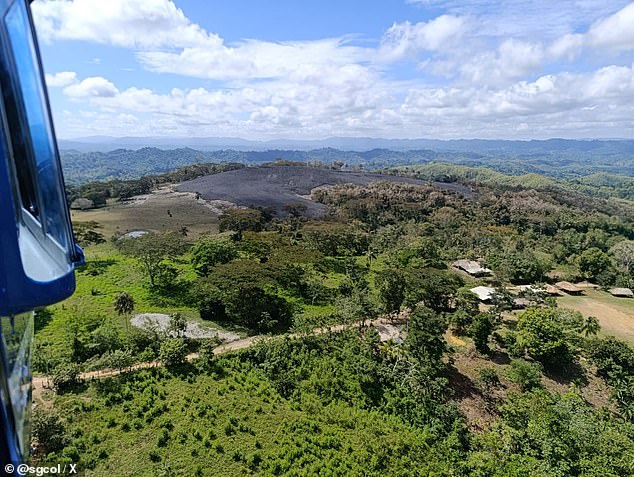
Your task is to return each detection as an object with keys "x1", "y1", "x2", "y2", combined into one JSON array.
[{"x1": 131, "y1": 313, "x2": 240, "y2": 341}]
